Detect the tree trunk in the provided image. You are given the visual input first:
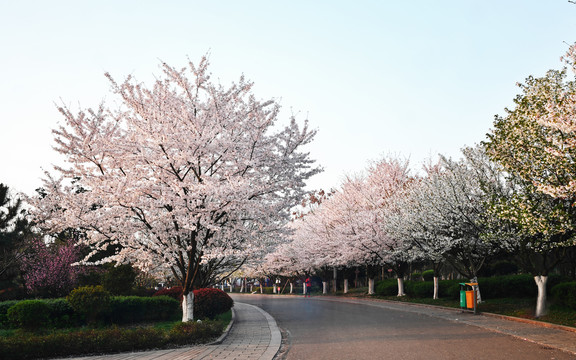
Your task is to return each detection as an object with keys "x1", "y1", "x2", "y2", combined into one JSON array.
[
  {"x1": 368, "y1": 278, "x2": 375, "y2": 295},
  {"x1": 322, "y1": 281, "x2": 328, "y2": 294},
  {"x1": 303, "y1": 282, "x2": 306, "y2": 295},
  {"x1": 229, "y1": 280, "x2": 233, "y2": 293},
  {"x1": 260, "y1": 282, "x2": 264, "y2": 294},
  {"x1": 290, "y1": 282, "x2": 293, "y2": 294},
  {"x1": 333, "y1": 267, "x2": 337, "y2": 293},
  {"x1": 273, "y1": 282, "x2": 277, "y2": 294},
  {"x1": 397, "y1": 277, "x2": 405, "y2": 296},
  {"x1": 433, "y1": 276, "x2": 439, "y2": 300},
  {"x1": 182, "y1": 292, "x2": 194, "y2": 322},
  {"x1": 240, "y1": 278, "x2": 245, "y2": 293},
  {"x1": 535, "y1": 275, "x2": 548, "y2": 318},
  {"x1": 344, "y1": 279, "x2": 349, "y2": 294}
]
